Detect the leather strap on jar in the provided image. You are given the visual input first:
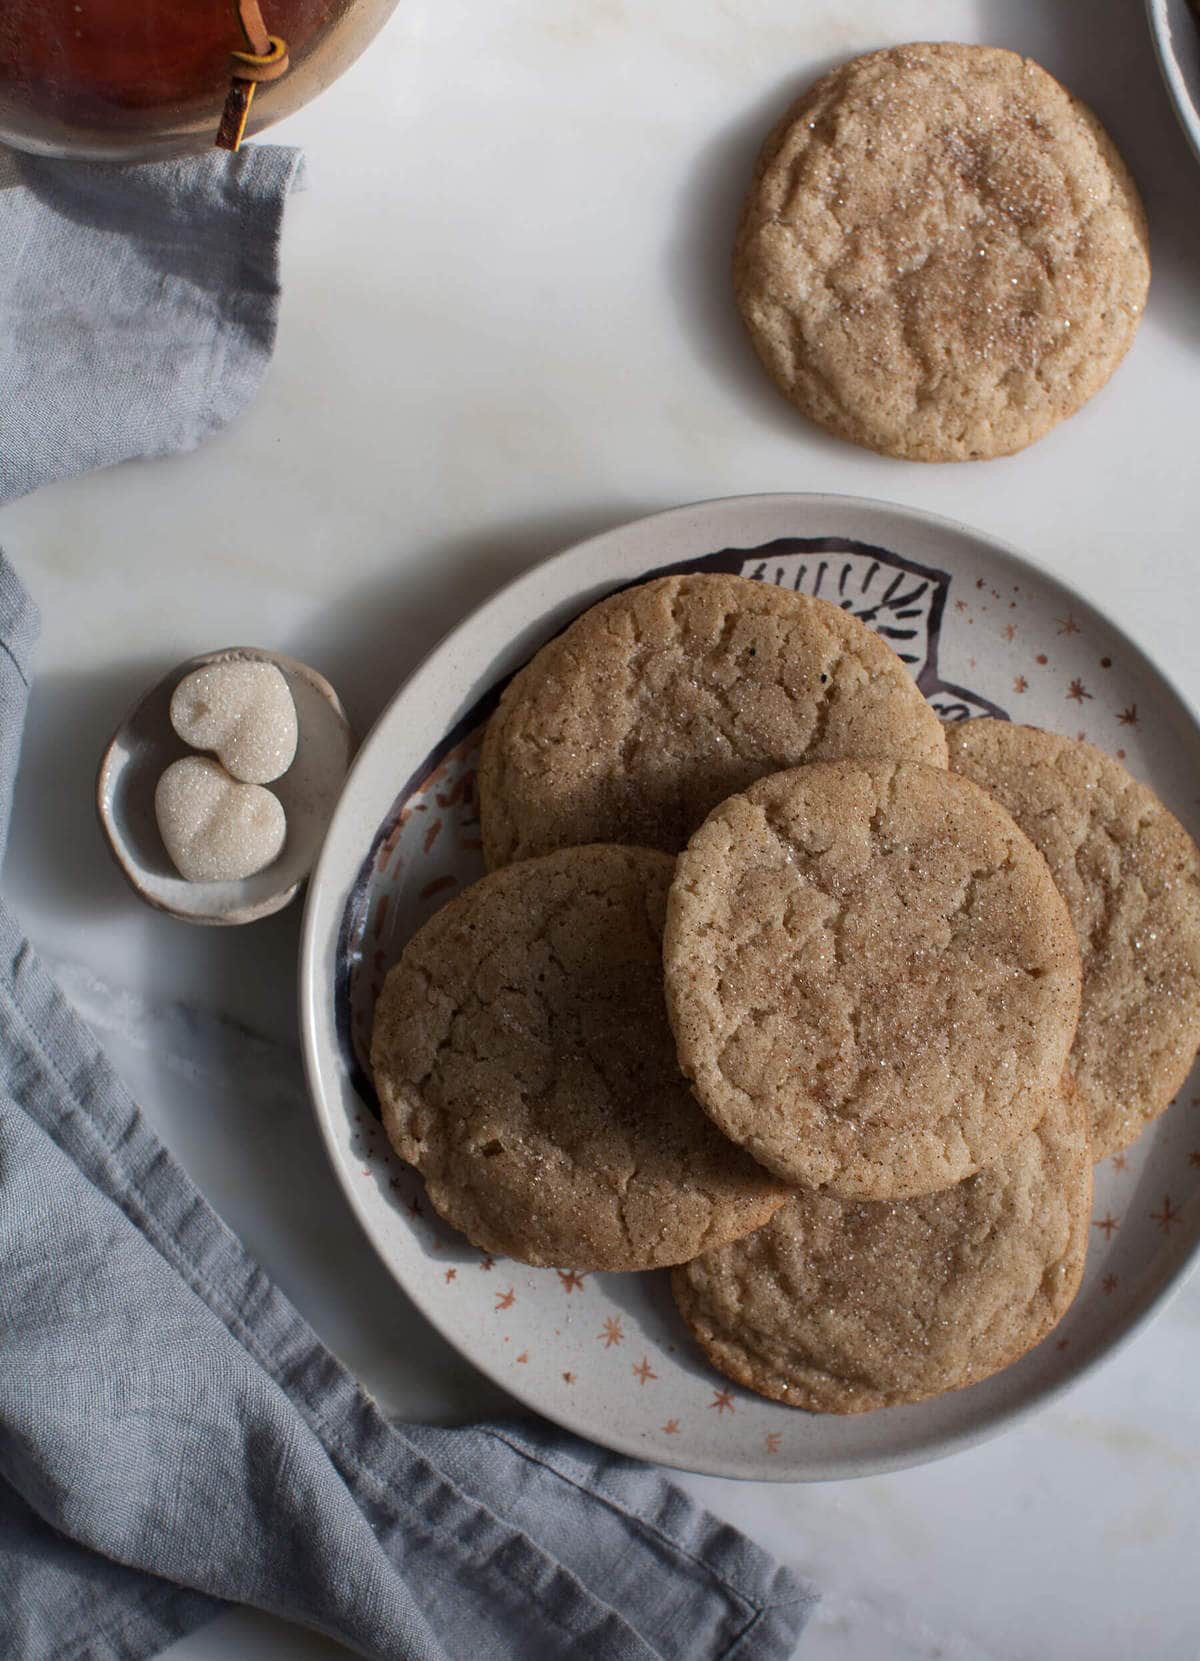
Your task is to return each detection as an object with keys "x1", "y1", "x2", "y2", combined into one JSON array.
[{"x1": 216, "y1": 1, "x2": 291, "y2": 152}]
